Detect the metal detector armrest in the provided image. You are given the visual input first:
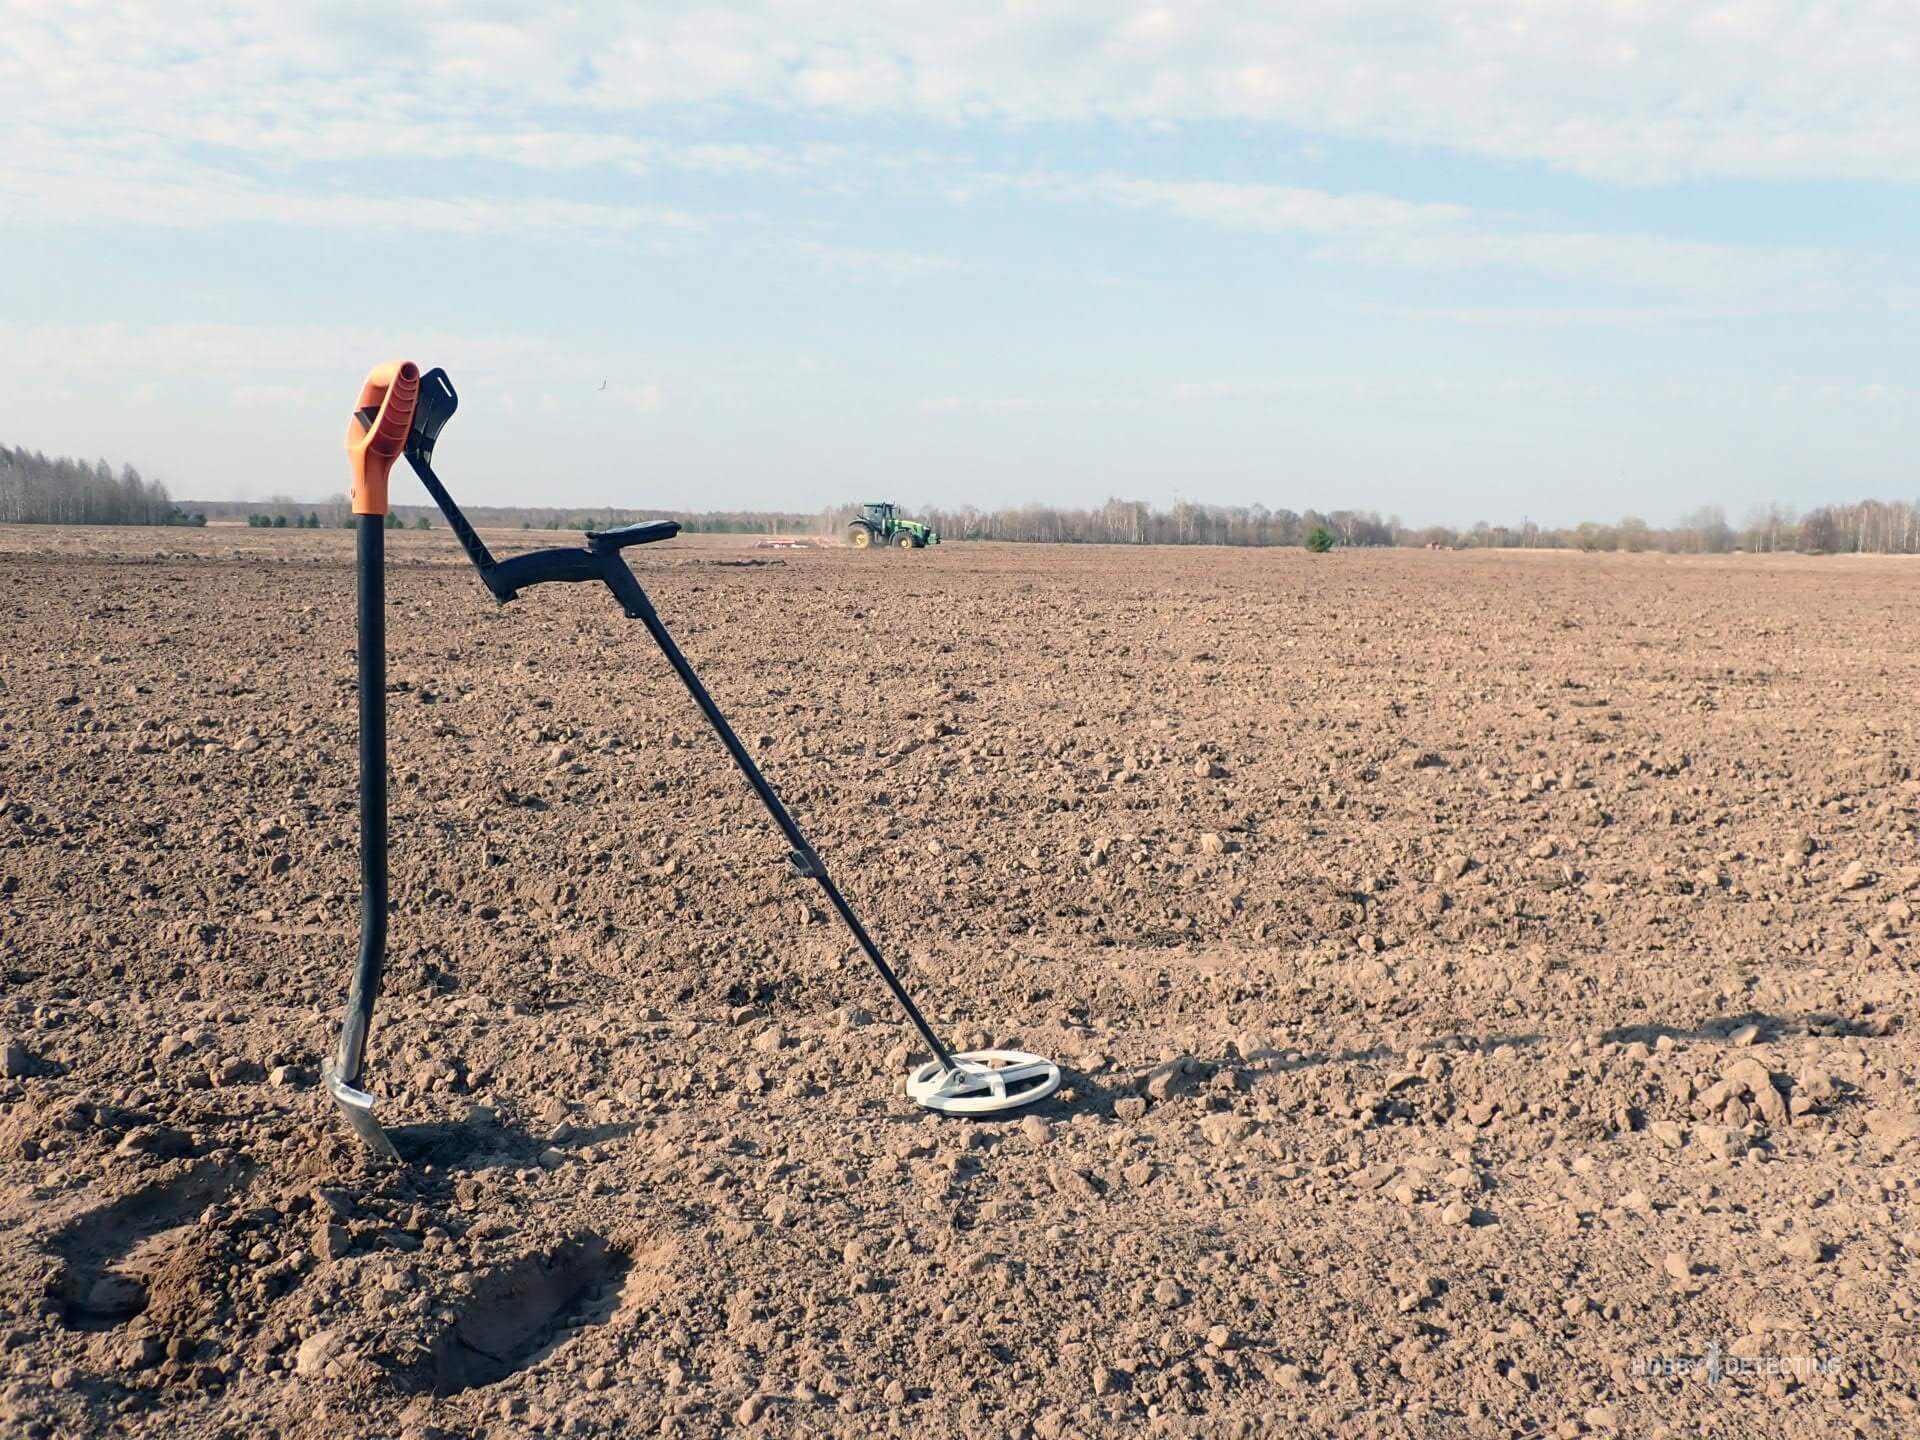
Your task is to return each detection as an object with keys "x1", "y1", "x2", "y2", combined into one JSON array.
[
  {"x1": 490, "y1": 547, "x2": 608, "y2": 598},
  {"x1": 587, "y1": 521, "x2": 680, "y2": 554},
  {"x1": 402, "y1": 366, "x2": 682, "y2": 606}
]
